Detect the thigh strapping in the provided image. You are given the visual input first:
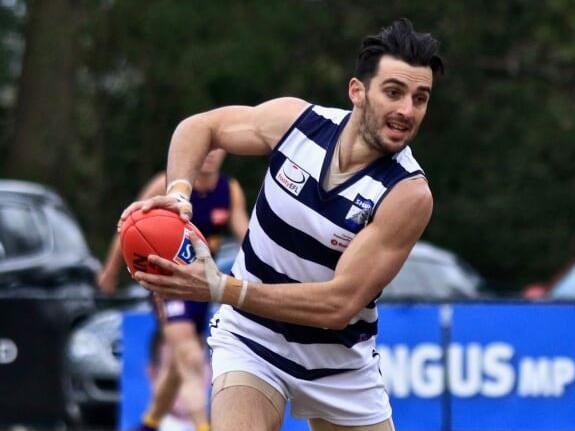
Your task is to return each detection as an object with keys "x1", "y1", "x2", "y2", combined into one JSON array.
[
  {"x1": 309, "y1": 417, "x2": 395, "y2": 431},
  {"x1": 212, "y1": 371, "x2": 286, "y2": 418}
]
